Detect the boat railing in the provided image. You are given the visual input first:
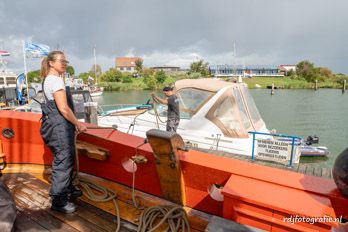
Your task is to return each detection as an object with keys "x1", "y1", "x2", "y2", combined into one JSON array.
[{"x1": 248, "y1": 131, "x2": 302, "y2": 168}]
